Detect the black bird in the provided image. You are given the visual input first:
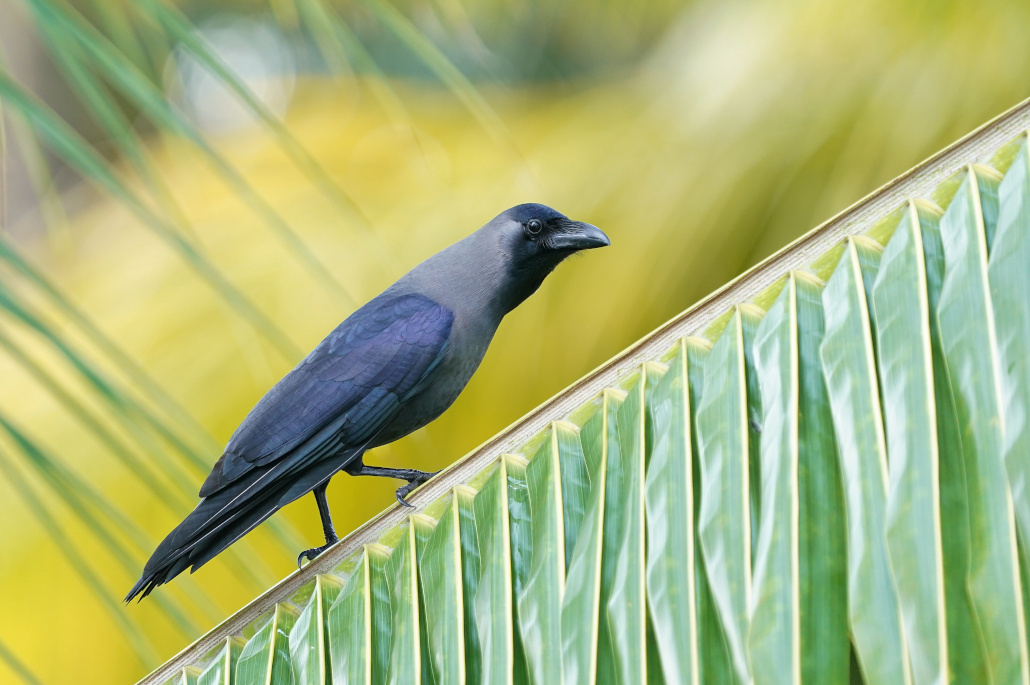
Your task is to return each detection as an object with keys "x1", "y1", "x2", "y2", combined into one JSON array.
[{"x1": 126, "y1": 203, "x2": 608, "y2": 601}]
